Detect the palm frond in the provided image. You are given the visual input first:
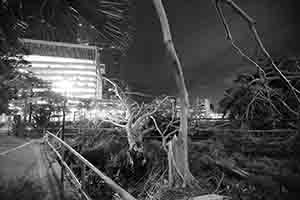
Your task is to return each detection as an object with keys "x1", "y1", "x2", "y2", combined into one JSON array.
[{"x1": 2, "y1": 0, "x2": 135, "y2": 52}]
